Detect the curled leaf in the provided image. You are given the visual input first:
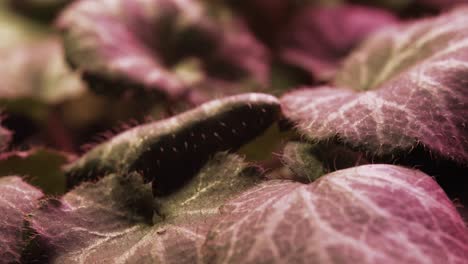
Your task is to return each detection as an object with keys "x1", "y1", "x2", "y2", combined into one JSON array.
[
  {"x1": 0, "y1": 176, "x2": 43, "y2": 263},
  {"x1": 58, "y1": 0, "x2": 269, "y2": 99},
  {"x1": 66, "y1": 93, "x2": 279, "y2": 190},
  {"x1": 203, "y1": 165, "x2": 468, "y2": 263}
]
